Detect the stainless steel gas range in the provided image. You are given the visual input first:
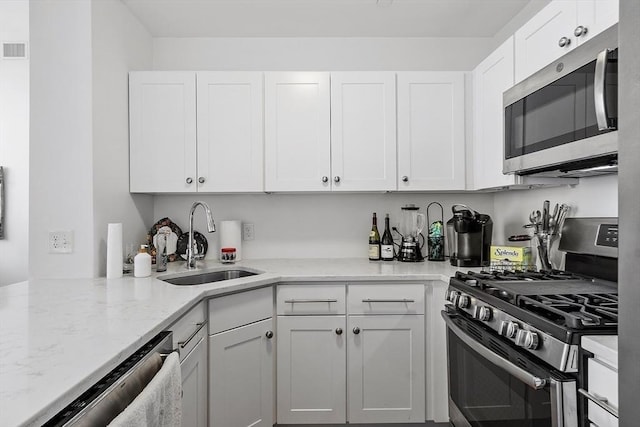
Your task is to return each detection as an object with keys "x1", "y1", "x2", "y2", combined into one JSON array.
[{"x1": 442, "y1": 217, "x2": 618, "y2": 427}]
